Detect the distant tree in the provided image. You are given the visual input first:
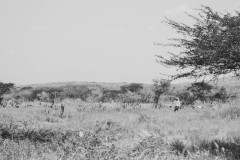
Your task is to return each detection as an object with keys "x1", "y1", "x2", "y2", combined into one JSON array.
[
  {"x1": 45, "y1": 88, "x2": 63, "y2": 106},
  {"x1": 61, "y1": 85, "x2": 92, "y2": 101},
  {"x1": 0, "y1": 82, "x2": 14, "y2": 103},
  {"x1": 139, "y1": 87, "x2": 154, "y2": 103},
  {"x1": 157, "y1": 6, "x2": 240, "y2": 81},
  {"x1": 153, "y1": 79, "x2": 171, "y2": 108},
  {"x1": 0, "y1": 82, "x2": 14, "y2": 96},
  {"x1": 20, "y1": 86, "x2": 33, "y2": 91},
  {"x1": 30, "y1": 87, "x2": 63, "y2": 105},
  {"x1": 118, "y1": 91, "x2": 142, "y2": 104},
  {"x1": 186, "y1": 82, "x2": 214, "y2": 102},
  {"x1": 16, "y1": 90, "x2": 34, "y2": 102},
  {"x1": 100, "y1": 89, "x2": 122, "y2": 102},
  {"x1": 38, "y1": 91, "x2": 51, "y2": 102},
  {"x1": 120, "y1": 83, "x2": 143, "y2": 93},
  {"x1": 212, "y1": 86, "x2": 229, "y2": 102},
  {"x1": 176, "y1": 91, "x2": 195, "y2": 105}
]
